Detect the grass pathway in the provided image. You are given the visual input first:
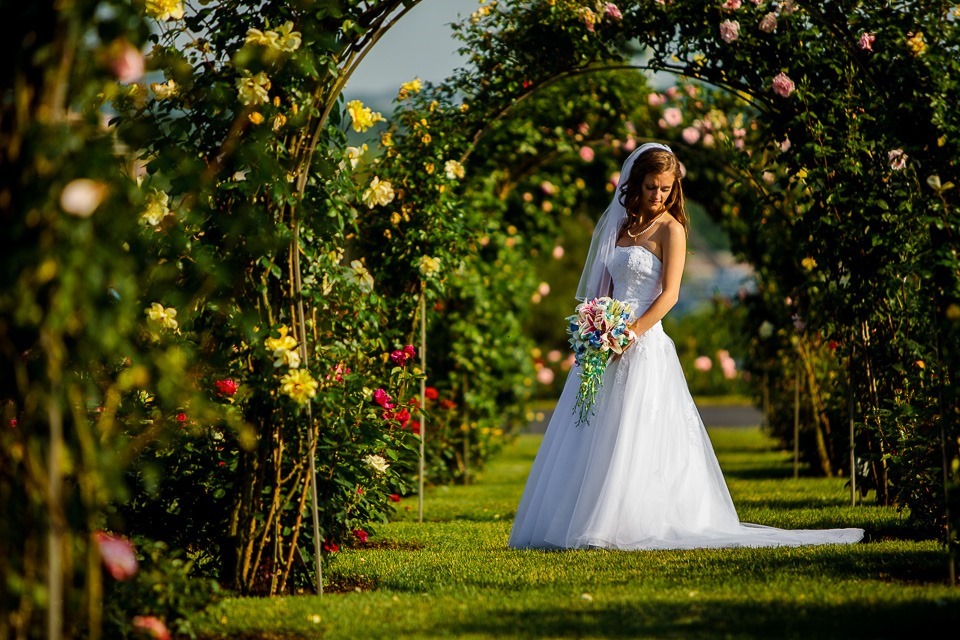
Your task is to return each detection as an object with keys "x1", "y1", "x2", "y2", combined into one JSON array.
[{"x1": 193, "y1": 428, "x2": 960, "y2": 639}]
